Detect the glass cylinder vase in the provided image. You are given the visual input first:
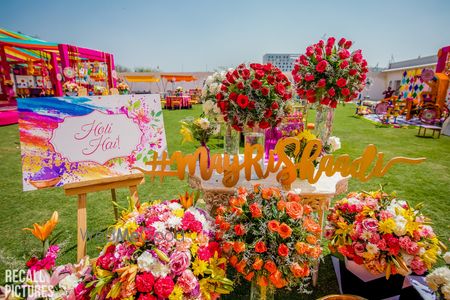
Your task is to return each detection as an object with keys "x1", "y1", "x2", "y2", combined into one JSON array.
[
  {"x1": 223, "y1": 124, "x2": 240, "y2": 155},
  {"x1": 244, "y1": 128, "x2": 265, "y2": 179},
  {"x1": 314, "y1": 105, "x2": 335, "y2": 145},
  {"x1": 250, "y1": 279, "x2": 274, "y2": 300}
]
